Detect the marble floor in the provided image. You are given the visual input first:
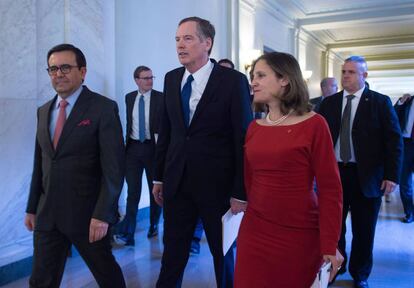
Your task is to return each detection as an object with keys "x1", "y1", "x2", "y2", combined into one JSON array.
[{"x1": 2, "y1": 192, "x2": 414, "y2": 288}]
